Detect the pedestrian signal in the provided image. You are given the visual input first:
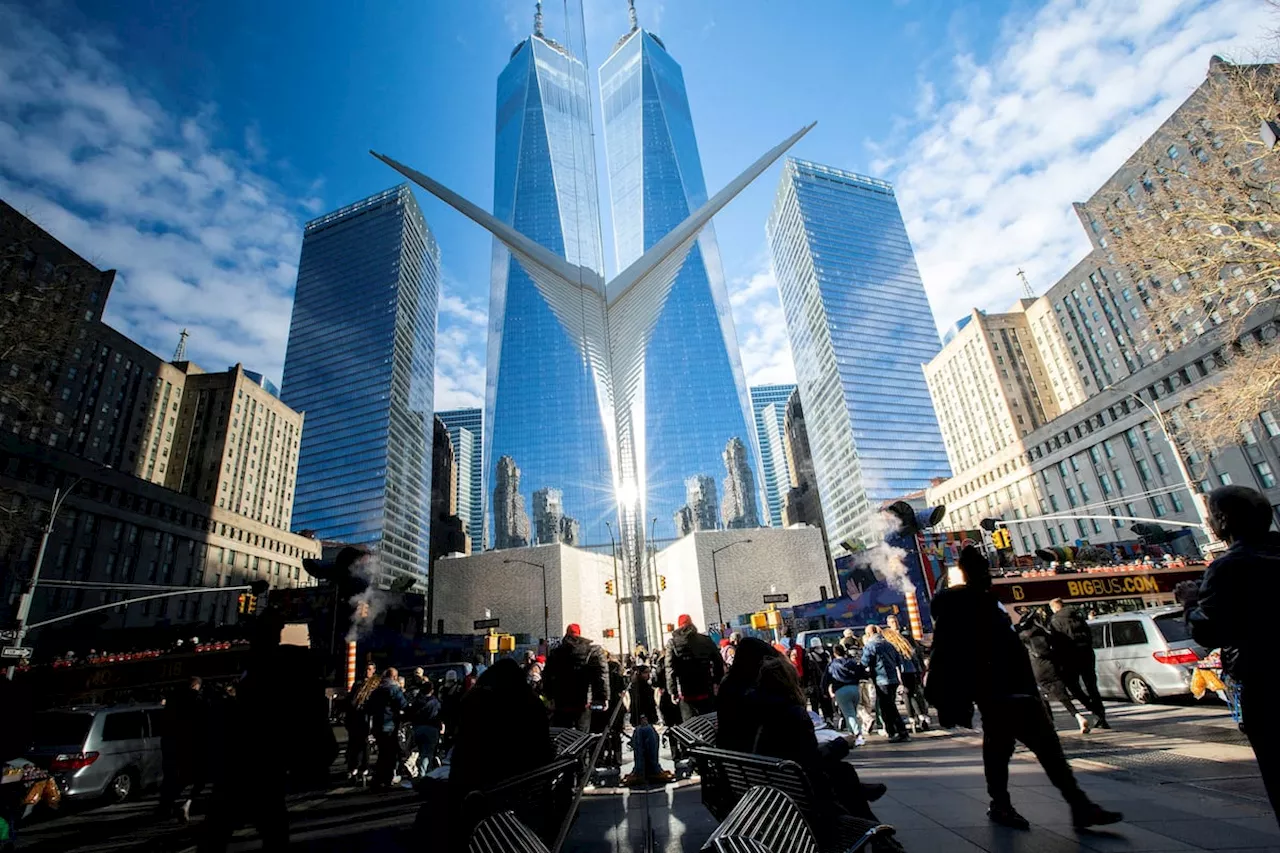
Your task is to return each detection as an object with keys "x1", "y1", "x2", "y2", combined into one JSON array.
[
  {"x1": 485, "y1": 634, "x2": 500, "y2": 653},
  {"x1": 604, "y1": 580, "x2": 614, "y2": 596},
  {"x1": 497, "y1": 634, "x2": 516, "y2": 652},
  {"x1": 659, "y1": 575, "x2": 666, "y2": 591},
  {"x1": 750, "y1": 612, "x2": 769, "y2": 629},
  {"x1": 603, "y1": 628, "x2": 616, "y2": 638}
]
